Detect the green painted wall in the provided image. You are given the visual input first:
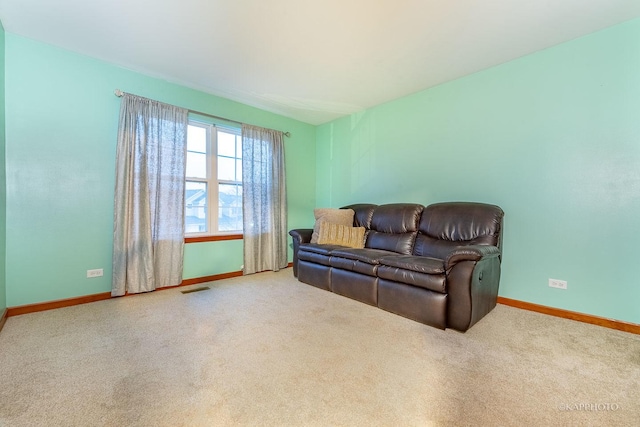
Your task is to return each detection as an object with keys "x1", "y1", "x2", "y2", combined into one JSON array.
[
  {"x1": 0, "y1": 21, "x2": 6, "y2": 313},
  {"x1": 183, "y1": 240, "x2": 244, "y2": 279},
  {"x1": 5, "y1": 18, "x2": 639, "y2": 325},
  {"x1": 316, "y1": 19, "x2": 640, "y2": 324},
  {"x1": 4, "y1": 34, "x2": 316, "y2": 306}
]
